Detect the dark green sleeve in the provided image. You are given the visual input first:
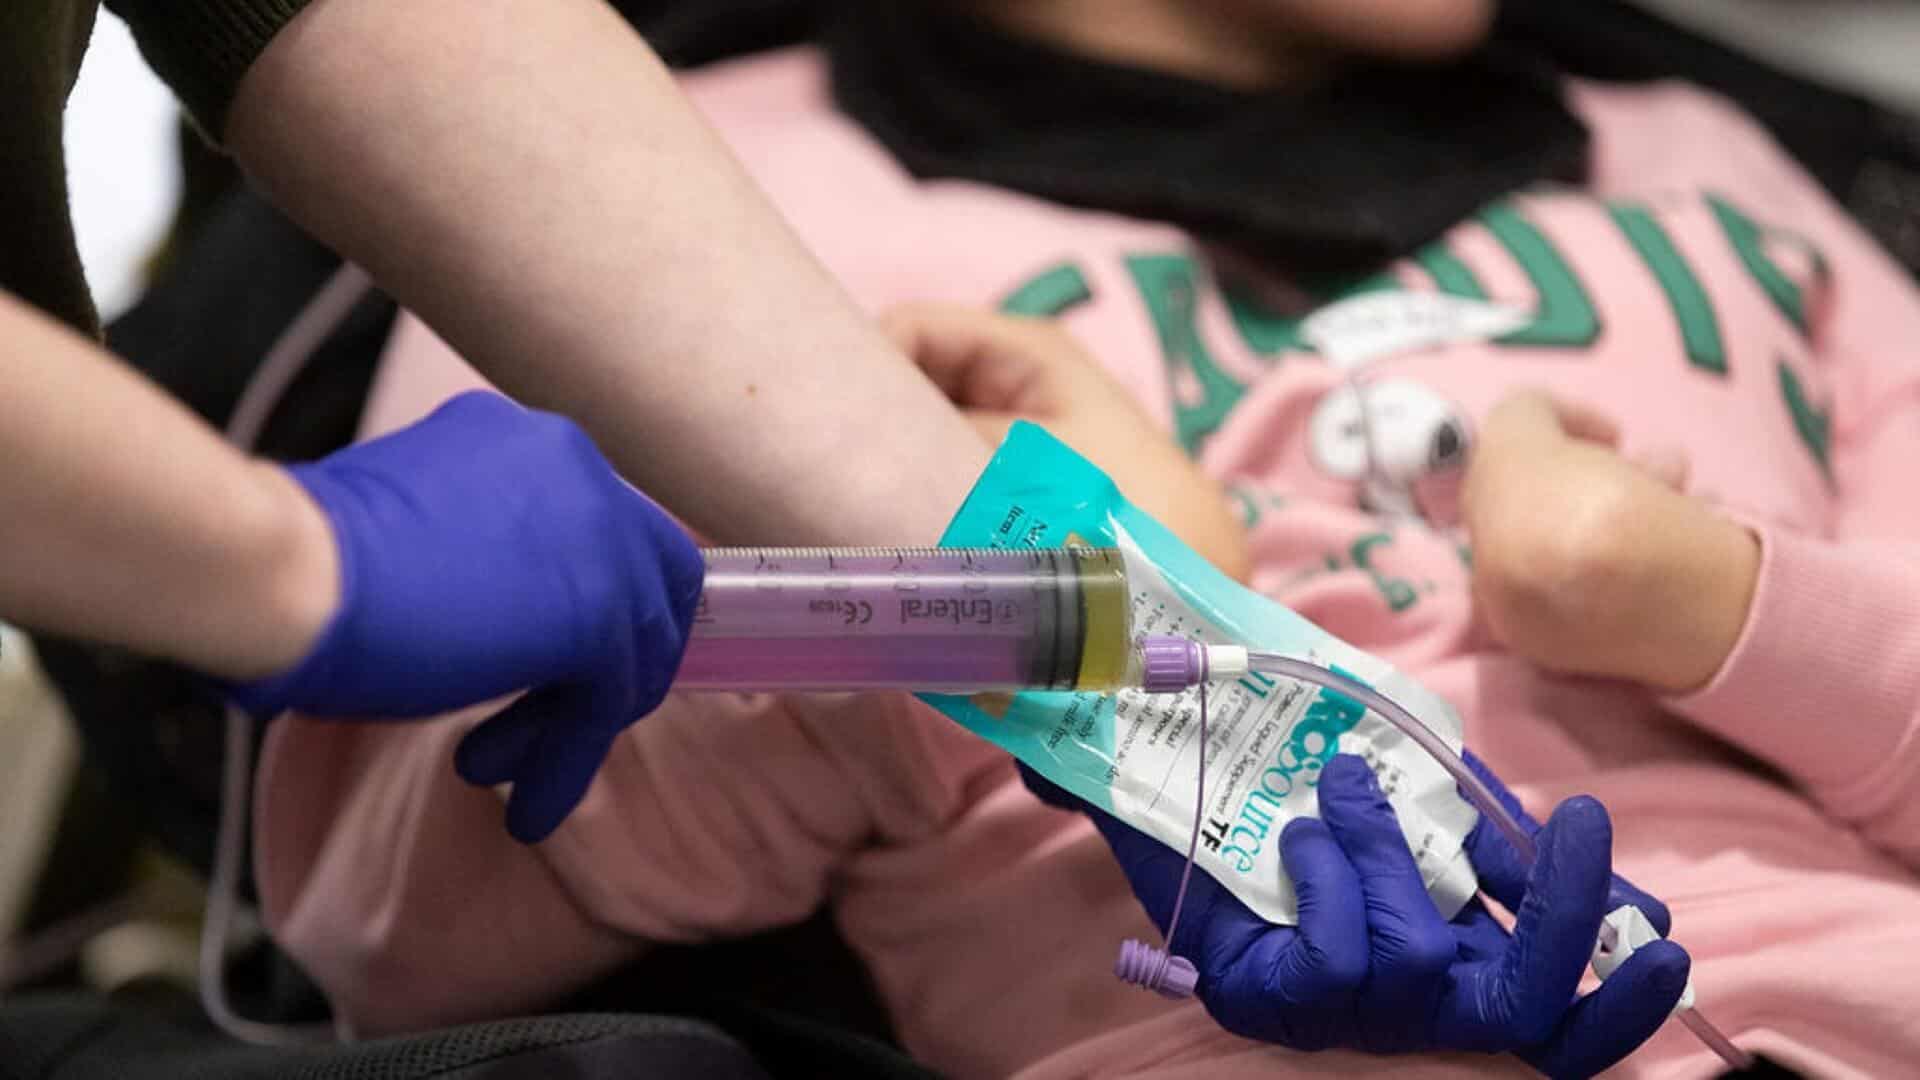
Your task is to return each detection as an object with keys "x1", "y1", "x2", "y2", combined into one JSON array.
[{"x1": 104, "y1": 0, "x2": 313, "y2": 141}]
